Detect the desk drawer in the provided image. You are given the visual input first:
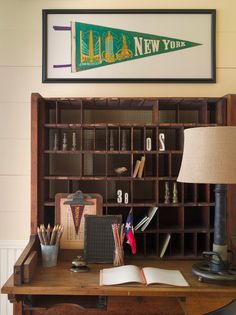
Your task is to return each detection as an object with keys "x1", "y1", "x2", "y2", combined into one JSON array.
[
  {"x1": 108, "y1": 296, "x2": 185, "y2": 315},
  {"x1": 23, "y1": 295, "x2": 107, "y2": 315},
  {"x1": 24, "y1": 296, "x2": 185, "y2": 315}
]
